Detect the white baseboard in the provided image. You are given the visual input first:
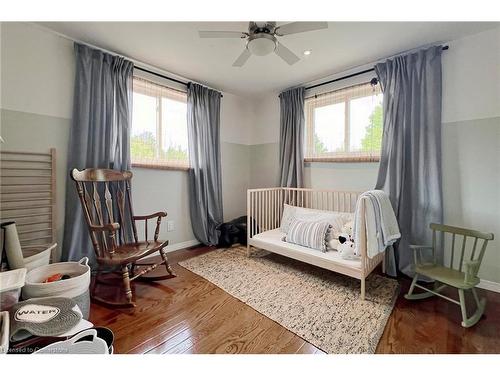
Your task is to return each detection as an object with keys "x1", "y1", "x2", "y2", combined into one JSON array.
[
  {"x1": 143, "y1": 239, "x2": 201, "y2": 259},
  {"x1": 477, "y1": 279, "x2": 500, "y2": 293},
  {"x1": 164, "y1": 239, "x2": 201, "y2": 253}
]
